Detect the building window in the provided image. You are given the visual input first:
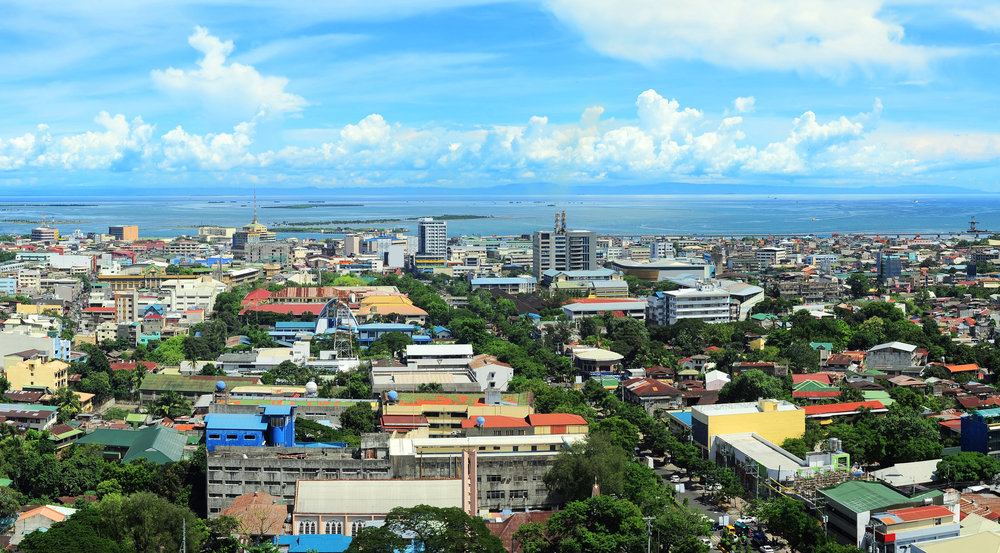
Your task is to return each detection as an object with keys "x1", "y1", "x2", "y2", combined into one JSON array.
[
  {"x1": 486, "y1": 475, "x2": 502, "y2": 482},
  {"x1": 326, "y1": 521, "x2": 343, "y2": 535},
  {"x1": 512, "y1": 446, "x2": 519, "y2": 452},
  {"x1": 298, "y1": 521, "x2": 317, "y2": 534},
  {"x1": 226, "y1": 434, "x2": 238, "y2": 440},
  {"x1": 243, "y1": 434, "x2": 256, "y2": 441},
  {"x1": 531, "y1": 445, "x2": 537, "y2": 452},
  {"x1": 351, "y1": 521, "x2": 366, "y2": 535},
  {"x1": 510, "y1": 490, "x2": 528, "y2": 498},
  {"x1": 486, "y1": 491, "x2": 505, "y2": 499}
]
